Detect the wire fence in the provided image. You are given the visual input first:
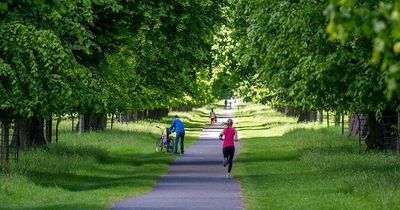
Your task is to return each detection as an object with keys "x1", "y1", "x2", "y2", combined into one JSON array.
[
  {"x1": 0, "y1": 121, "x2": 19, "y2": 165},
  {"x1": 2, "y1": 112, "x2": 398, "y2": 164},
  {"x1": 0, "y1": 114, "x2": 117, "y2": 165}
]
